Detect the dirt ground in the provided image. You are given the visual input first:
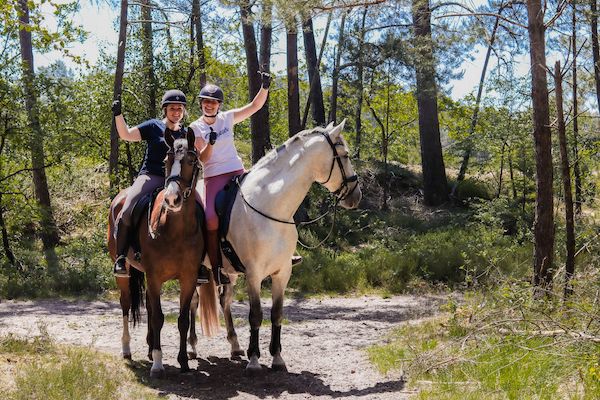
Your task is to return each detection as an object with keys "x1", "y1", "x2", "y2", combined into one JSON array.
[{"x1": 0, "y1": 294, "x2": 443, "y2": 399}]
